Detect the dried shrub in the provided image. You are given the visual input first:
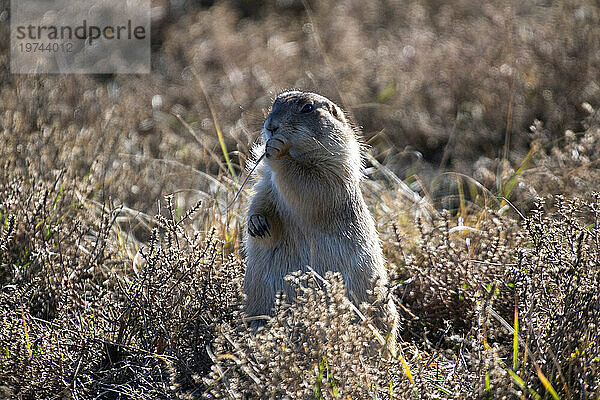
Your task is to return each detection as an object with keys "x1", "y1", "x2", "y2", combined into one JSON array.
[
  {"x1": 395, "y1": 211, "x2": 519, "y2": 343},
  {"x1": 0, "y1": 166, "x2": 123, "y2": 397},
  {"x1": 0, "y1": 169, "x2": 244, "y2": 399},
  {"x1": 507, "y1": 196, "x2": 600, "y2": 397},
  {"x1": 2, "y1": 0, "x2": 600, "y2": 397},
  {"x1": 386, "y1": 198, "x2": 600, "y2": 398},
  {"x1": 205, "y1": 271, "x2": 412, "y2": 399},
  {"x1": 472, "y1": 113, "x2": 600, "y2": 209},
  {"x1": 527, "y1": 112, "x2": 600, "y2": 199}
]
